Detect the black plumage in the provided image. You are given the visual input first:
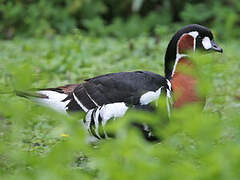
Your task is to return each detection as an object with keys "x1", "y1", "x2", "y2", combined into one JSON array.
[
  {"x1": 164, "y1": 24, "x2": 214, "y2": 79},
  {"x1": 18, "y1": 24, "x2": 223, "y2": 141},
  {"x1": 65, "y1": 71, "x2": 169, "y2": 112}
]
